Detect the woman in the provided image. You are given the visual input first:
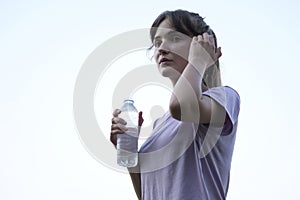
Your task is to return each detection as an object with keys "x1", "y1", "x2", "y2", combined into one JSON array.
[{"x1": 111, "y1": 9, "x2": 240, "y2": 200}]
